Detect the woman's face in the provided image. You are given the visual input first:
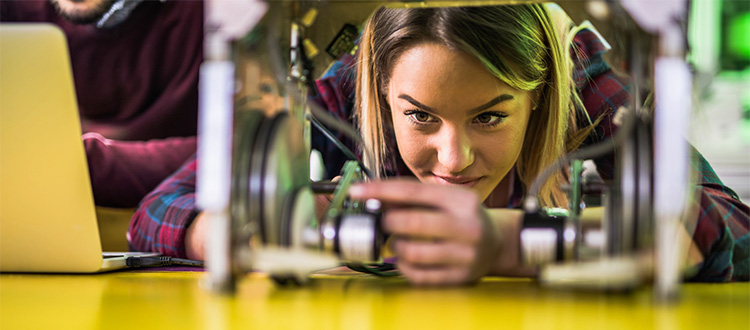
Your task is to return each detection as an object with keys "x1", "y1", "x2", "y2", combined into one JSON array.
[{"x1": 387, "y1": 42, "x2": 535, "y2": 201}]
